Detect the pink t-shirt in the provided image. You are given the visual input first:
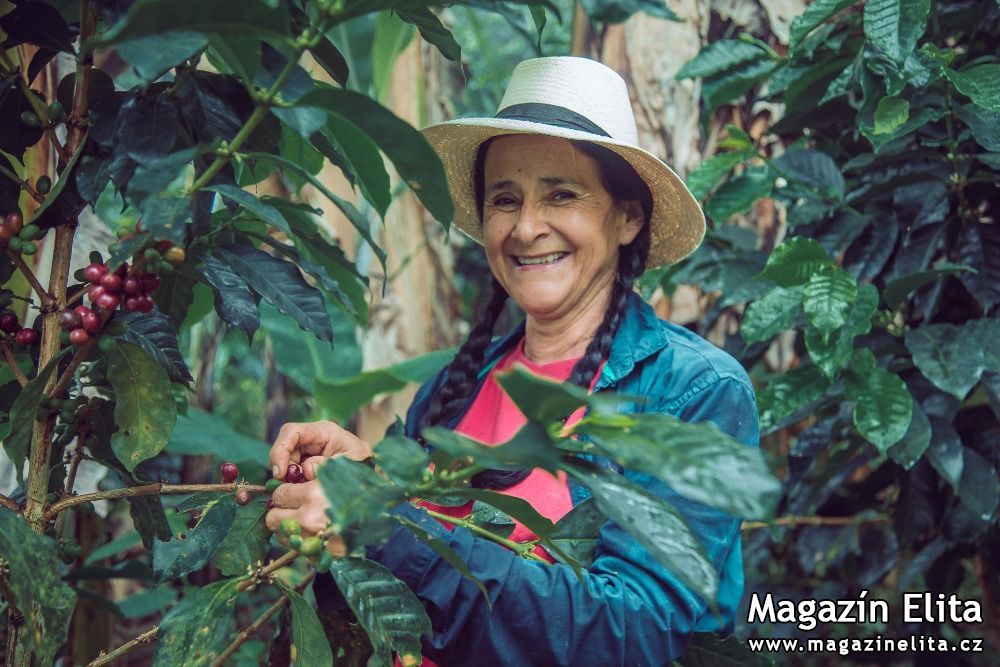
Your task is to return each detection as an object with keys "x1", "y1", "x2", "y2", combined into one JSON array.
[{"x1": 408, "y1": 338, "x2": 603, "y2": 666}]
